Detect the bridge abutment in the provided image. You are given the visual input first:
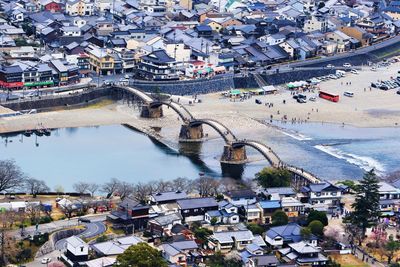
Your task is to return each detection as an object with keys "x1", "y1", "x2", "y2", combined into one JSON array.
[
  {"x1": 220, "y1": 145, "x2": 247, "y2": 163},
  {"x1": 140, "y1": 104, "x2": 163, "y2": 118},
  {"x1": 179, "y1": 124, "x2": 204, "y2": 141}
]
